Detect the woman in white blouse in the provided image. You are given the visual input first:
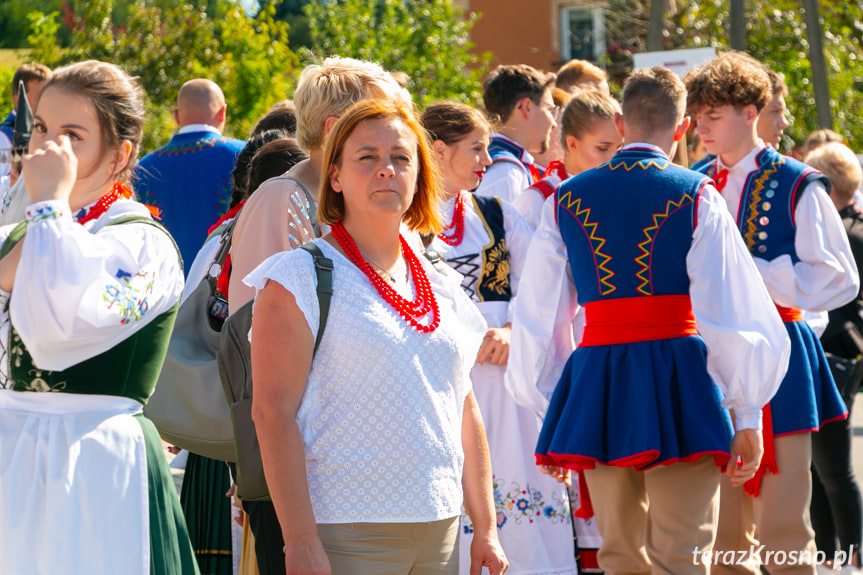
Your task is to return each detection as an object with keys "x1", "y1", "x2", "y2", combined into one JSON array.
[
  {"x1": 247, "y1": 98, "x2": 508, "y2": 575},
  {"x1": 0, "y1": 61, "x2": 195, "y2": 574}
]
